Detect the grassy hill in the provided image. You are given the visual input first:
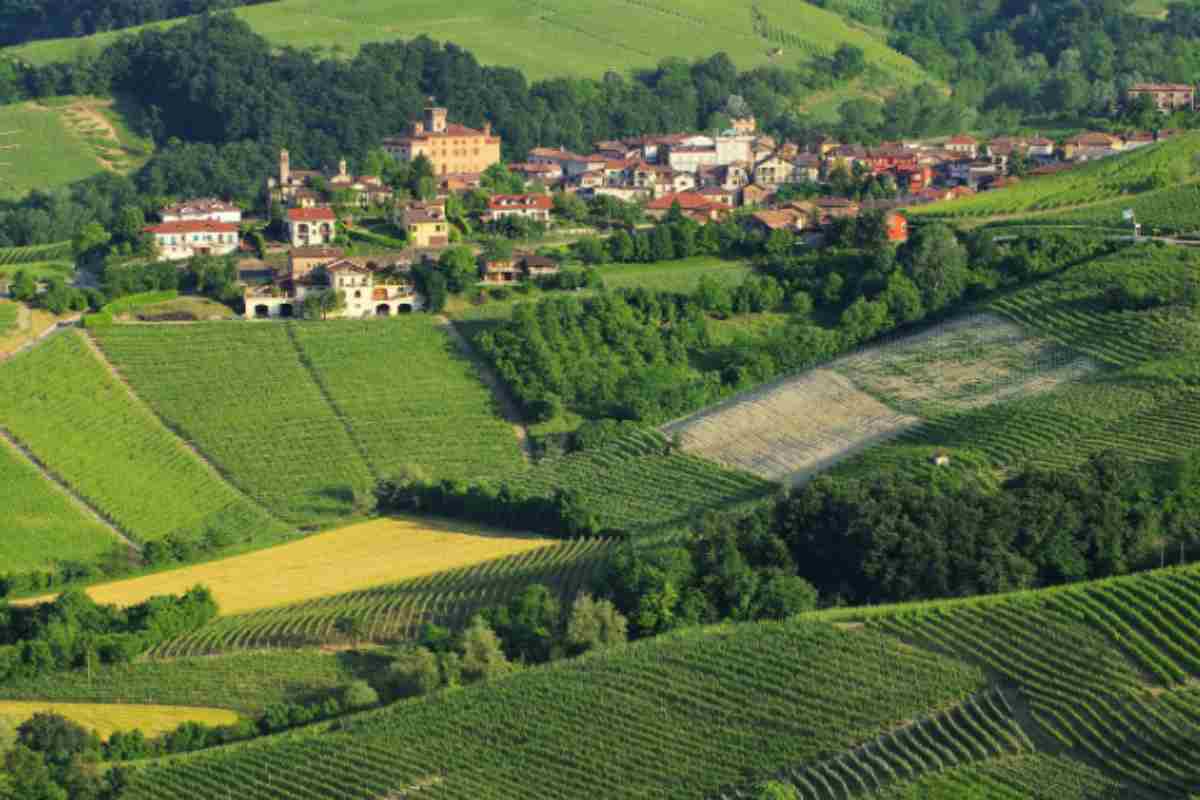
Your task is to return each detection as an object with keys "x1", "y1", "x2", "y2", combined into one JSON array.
[
  {"x1": 2, "y1": 0, "x2": 933, "y2": 84},
  {"x1": 908, "y1": 132, "x2": 1200, "y2": 223},
  {"x1": 0, "y1": 97, "x2": 152, "y2": 198},
  {"x1": 108, "y1": 561, "x2": 1200, "y2": 798}
]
